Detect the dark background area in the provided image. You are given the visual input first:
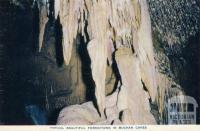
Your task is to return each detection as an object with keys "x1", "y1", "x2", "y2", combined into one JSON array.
[
  {"x1": 0, "y1": 0, "x2": 115, "y2": 124},
  {"x1": 0, "y1": 0, "x2": 86, "y2": 124}
]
